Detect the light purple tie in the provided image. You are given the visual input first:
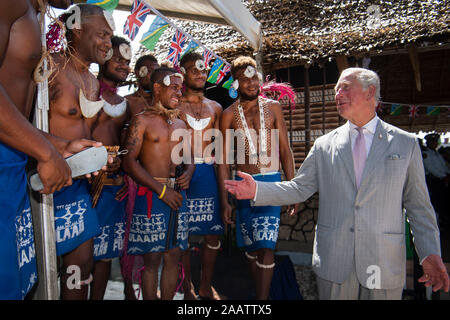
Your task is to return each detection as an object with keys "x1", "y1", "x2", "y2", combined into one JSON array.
[{"x1": 352, "y1": 127, "x2": 366, "y2": 188}]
